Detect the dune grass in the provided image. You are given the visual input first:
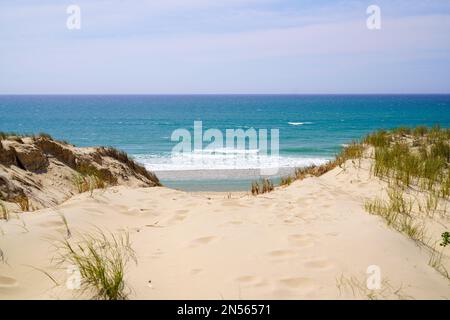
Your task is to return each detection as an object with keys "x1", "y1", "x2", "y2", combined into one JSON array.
[
  {"x1": 12, "y1": 195, "x2": 30, "y2": 212},
  {"x1": 428, "y1": 246, "x2": 450, "y2": 280},
  {"x1": 251, "y1": 178, "x2": 274, "y2": 195},
  {"x1": 250, "y1": 139, "x2": 366, "y2": 194},
  {"x1": 0, "y1": 202, "x2": 9, "y2": 221},
  {"x1": 54, "y1": 230, "x2": 137, "y2": 300},
  {"x1": 0, "y1": 248, "x2": 6, "y2": 264},
  {"x1": 362, "y1": 126, "x2": 450, "y2": 278},
  {"x1": 336, "y1": 273, "x2": 411, "y2": 300},
  {"x1": 97, "y1": 147, "x2": 161, "y2": 185},
  {"x1": 279, "y1": 176, "x2": 293, "y2": 186},
  {"x1": 72, "y1": 172, "x2": 106, "y2": 195},
  {"x1": 364, "y1": 186, "x2": 425, "y2": 243},
  {"x1": 365, "y1": 125, "x2": 450, "y2": 197},
  {"x1": 59, "y1": 213, "x2": 72, "y2": 238},
  {"x1": 0, "y1": 131, "x2": 24, "y2": 140}
]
